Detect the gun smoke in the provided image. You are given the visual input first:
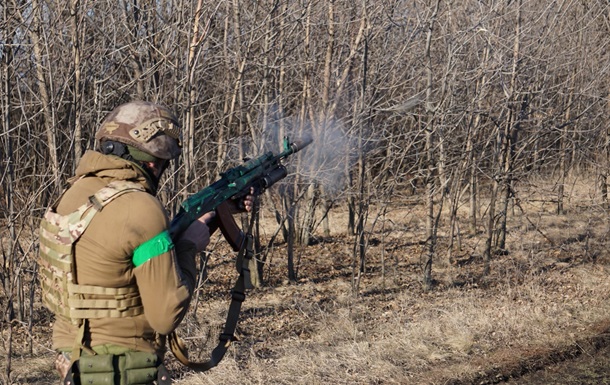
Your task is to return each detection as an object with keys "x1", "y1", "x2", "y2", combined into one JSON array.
[{"x1": 257, "y1": 117, "x2": 358, "y2": 199}]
